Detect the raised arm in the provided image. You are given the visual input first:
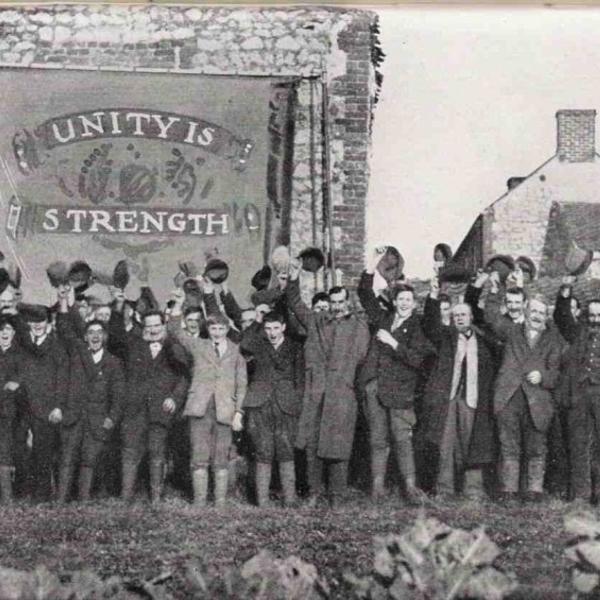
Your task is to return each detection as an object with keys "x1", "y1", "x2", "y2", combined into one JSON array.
[
  {"x1": 482, "y1": 273, "x2": 513, "y2": 341},
  {"x1": 553, "y1": 282, "x2": 579, "y2": 344},
  {"x1": 219, "y1": 281, "x2": 243, "y2": 331},
  {"x1": 284, "y1": 260, "x2": 313, "y2": 329}
]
